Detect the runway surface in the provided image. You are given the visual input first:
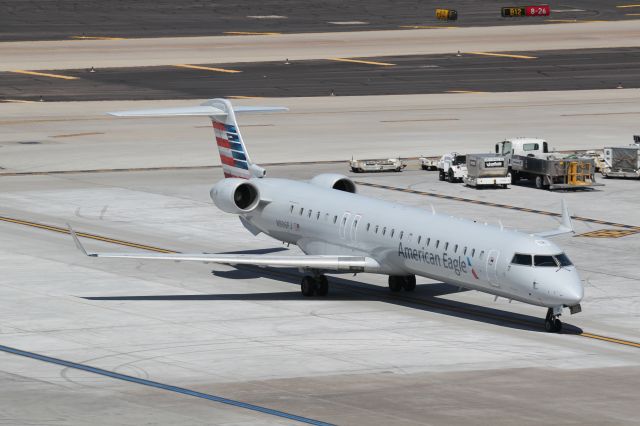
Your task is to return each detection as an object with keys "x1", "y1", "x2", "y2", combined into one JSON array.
[
  {"x1": 3, "y1": 20, "x2": 639, "y2": 71},
  {"x1": 3, "y1": 47, "x2": 640, "y2": 101},
  {"x1": 1, "y1": 0, "x2": 636, "y2": 41}
]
